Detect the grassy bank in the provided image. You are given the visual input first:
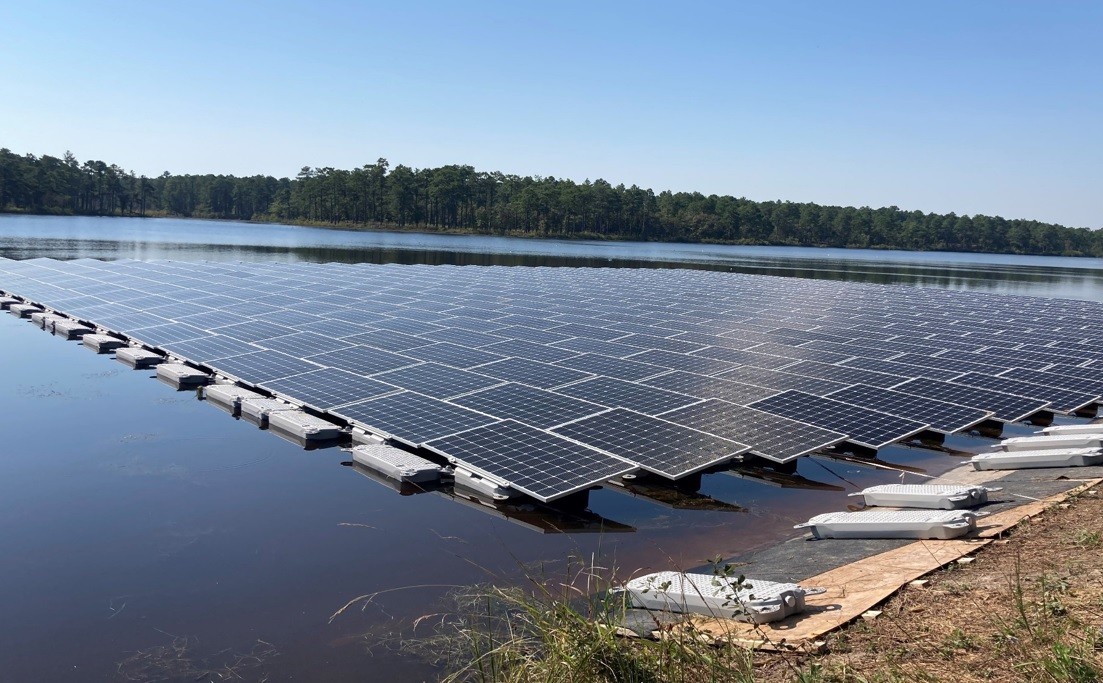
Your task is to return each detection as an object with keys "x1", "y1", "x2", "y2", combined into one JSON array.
[{"x1": 398, "y1": 485, "x2": 1103, "y2": 682}]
